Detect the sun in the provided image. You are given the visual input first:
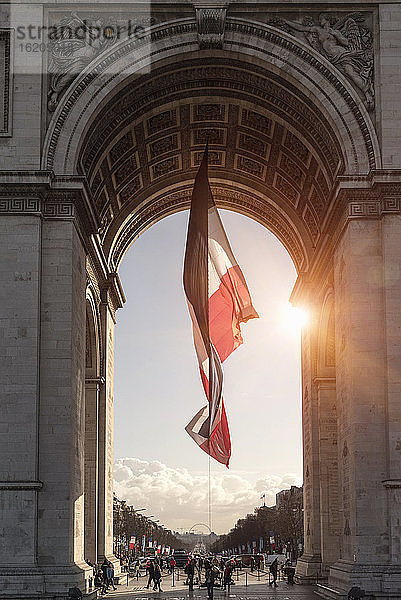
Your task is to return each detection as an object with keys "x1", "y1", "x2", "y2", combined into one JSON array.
[{"x1": 283, "y1": 303, "x2": 310, "y2": 330}]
